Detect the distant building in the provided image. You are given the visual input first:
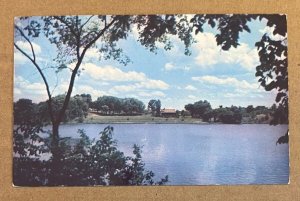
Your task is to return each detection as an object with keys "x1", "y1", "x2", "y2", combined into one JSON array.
[{"x1": 161, "y1": 108, "x2": 177, "y2": 118}]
